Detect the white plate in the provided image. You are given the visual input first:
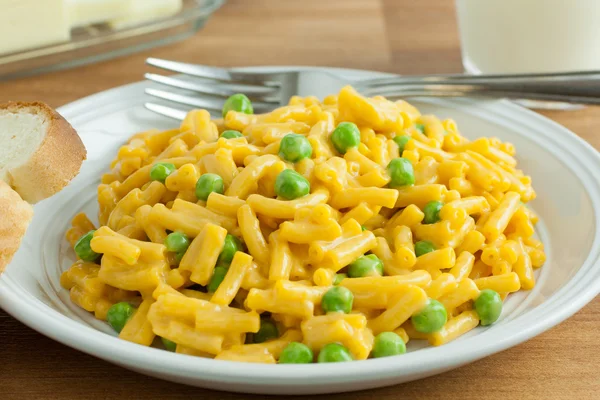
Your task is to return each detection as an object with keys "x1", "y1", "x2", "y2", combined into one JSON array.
[{"x1": 1, "y1": 67, "x2": 600, "y2": 395}]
